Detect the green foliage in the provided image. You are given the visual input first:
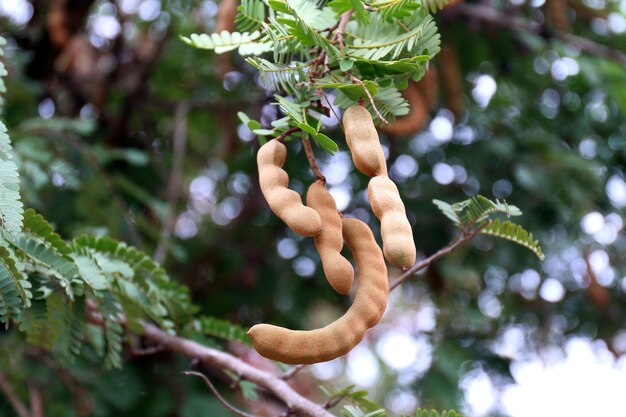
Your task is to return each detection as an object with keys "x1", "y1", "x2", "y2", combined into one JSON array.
[
  {"x1": 433, "y1": 195, "x2": 544, "y2": 260},
  {"x1": 0, "y1": 123, "x2": 23, "y2": 232},
  {"x1": 409, "y1": 410, "x2": 464, "y2": 417},
  {"x1": 180, "y1": 31, "x2": 272, "y2": 55},
  {"x1": 481, "y1": 219, "x2": 545, "y2": 260},
  {"x1": 185, "y1": 316, "x2": 252, "y2": 346},
  {"x1": 0, "y1": 36, "x2": 6, "y2": 111},
  {"x1": 183, "y1": 0, "x2": 441, "y2": 150}
]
